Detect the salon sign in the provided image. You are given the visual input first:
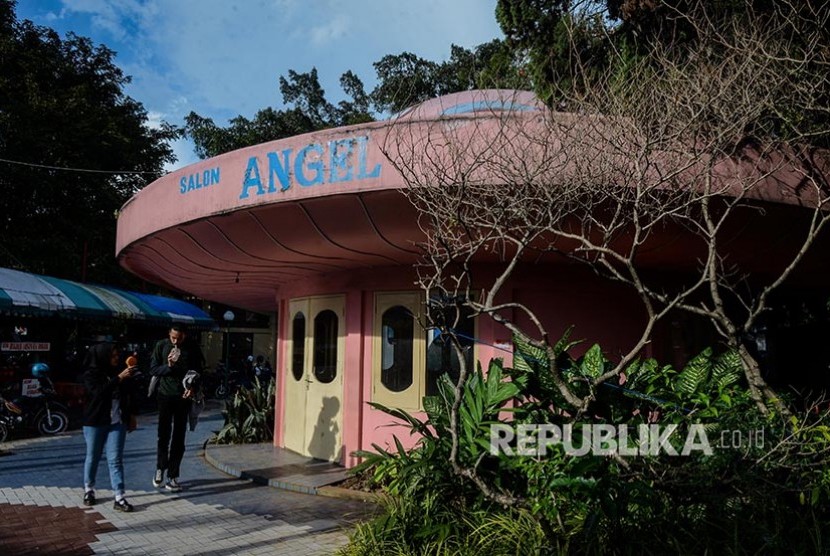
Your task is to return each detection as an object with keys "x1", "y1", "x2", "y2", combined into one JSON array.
[{"x1": 177, "y1": 134, "x2": 383, "y2": 198}]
